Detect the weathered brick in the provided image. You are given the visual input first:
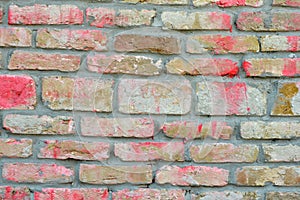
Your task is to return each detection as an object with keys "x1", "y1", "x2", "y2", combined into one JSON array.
[
  {"x1": 192, "y1": 191, "x2": 260, "y2": 200},
  {"x1": 113, "y1": 189, "x2": 185, "y2": 200},
  {"x1": 243, "y1": 58, "x2": 300, "y2": 77},
  {"x1": 38, "y1": 140, "x2": 110, "y2": 161},
  {"x1": 34, "y1": 188, "x2": 109, "y2": 200},
  {"x1": 9, "y1": 51, "x2": 81, "y2": 72},
  {"x1": 36, "y1": 29, "x2": 107, "y2": 51},
  {"x1": 3, "y1": 114, "x2": 75, "y2": 135},
  {"x1": 87, "y1": 54, "x2": 161, "y2": 76},
  {"x1": 0, "y1": 27, "x2": 32, "y2": 47},
  {"x1": 166, "y1": 57, "x2": 238, "y2": 76},
  {"x1": 42, "y1": 77, "x2": 113, "y2": 112},
  {"x1": 0, "y1": 139, "x2": 32, "y2": 158},
  {"x1": 196, "y1": 82, "x2": 267, "y2": 115},
  {"x1": 0, "y1": 186, "x2": 30, "y2": 200},
  {"x1": 114, "y1": 142, "x2": 184, "y2": 161},
  {"x1": 263, "y1": 144, "x2": 300, "y2": 162},
  {"x1": 8, "y1": 4, "x2": 83, "y2": 25},
  {"x1": 187, "y1": 35, "x2": 259, "y2": 54},
  {"x1": 87, "y1": 8, "x2": 155, "y2": 27},
  {"x1": 261, "y1": 36, "x2": 300, "y2": 52},
  {"x1": 114, "y1": 34, "x2": 180, "y2": 54},
  {"x1": 241, "y1": 121, "x2": 300, "y2": 139},
  {"x1": 0, "y1": 8, "x2": 3, "y2": 23},
  {"x1": 161, "y1": 121, "x2": 233, "y2": 140},
  {"x1": 236, "y1": 166, "x2": 300, "y2": 186},
  {"x1": 0, "y1": 75, "x2": 36, "y2": 110},
  {"x1": 81, "y1": 117, "x2": 154, "y2": 137},
  {"x1": 237, "y1": 12, "x2": 300, "y2": 31},
  {"x1": 272, "y1": 82, "x2": 300, "y2": 115},
  {"x1": 266, "y1": 192, "x2": 300, "y2": 200},
  {"x1": 118, "y1": 79, "x2": 192, "y2": 114},
  {"x1": 190, "y1": 144, "x2": 258, "y2": 163},
  {"x1": 156, "y1": 165, "x2": 229, "y2": 186},
  {"x1": 273, "y1": 0, "x2": 300, "y2": 7},
  {"x1": 3, "y1": 163, "x2": 74, "y2": 183},
  {"x1": 161, "y1": 11, "x2": 231, "y2": 30},
  {"x1": 79, "y1": 164, "x2": 152, "y2": 184},
  {"x1": 120, "y1": 0, "x2": 187, "y2": 4},
  {"x1": 193, "y1": 0, "x2": 263, "y2": 7}
]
